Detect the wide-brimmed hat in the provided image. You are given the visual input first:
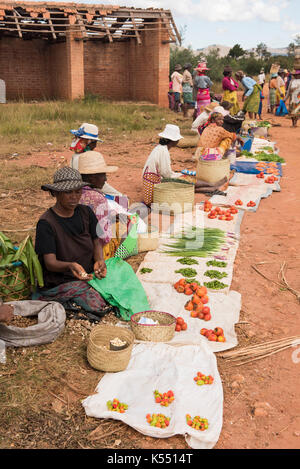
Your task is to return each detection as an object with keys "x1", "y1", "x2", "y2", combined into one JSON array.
[
  {"x1": 41, "y1": 167, "x2": 89, "y2": 192},
  {"x1": 194, "y1": 62, "x2": 210, "y2": 72},
  {"x1": 291, "y1": 69, "x2": 300, "y2": 75},
  {"x1": 78, "y1": 151, "x2": 118, "y2": 174},
  {"x1": 70, "y1": 123, "x2": 103, "y2": 142},
  {"x1": 158, "y1": 124, "x2": 183, "y2": 141},
  {"x1": 174, "y1": 64, "x2": 182, "y2": 71},
  {"x1": 205, "y1": 102, "x2": 219, "y2": 113},
  {"x1": 184, "y1": 63, "x2": 192, "y2": 69}
]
